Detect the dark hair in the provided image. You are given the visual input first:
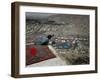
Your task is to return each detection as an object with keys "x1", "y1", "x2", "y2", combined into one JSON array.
[{"x1": 47, "y1": 34, "x2": 54, "y2": 39}]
